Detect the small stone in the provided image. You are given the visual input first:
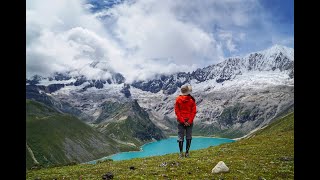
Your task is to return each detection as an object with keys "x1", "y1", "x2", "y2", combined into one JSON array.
[
  {"x1": 170, "y1": 161, "x2": 179, "y2": 166},
  {"x1": 162, "y1": 174, "x2": 168, "y2": 178},
  {"x1": 211, "y1": 161, "x2": 229, "y2": 173},
  {"x1": 160, "y1": 162, "x2": 167, "y2": 167},
  {"x1": 279, "y1": 156, "x2": 293, "y2": 161},
  {"x1": 102, "y1": 172, "x2": 114, "y2": 179}
]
